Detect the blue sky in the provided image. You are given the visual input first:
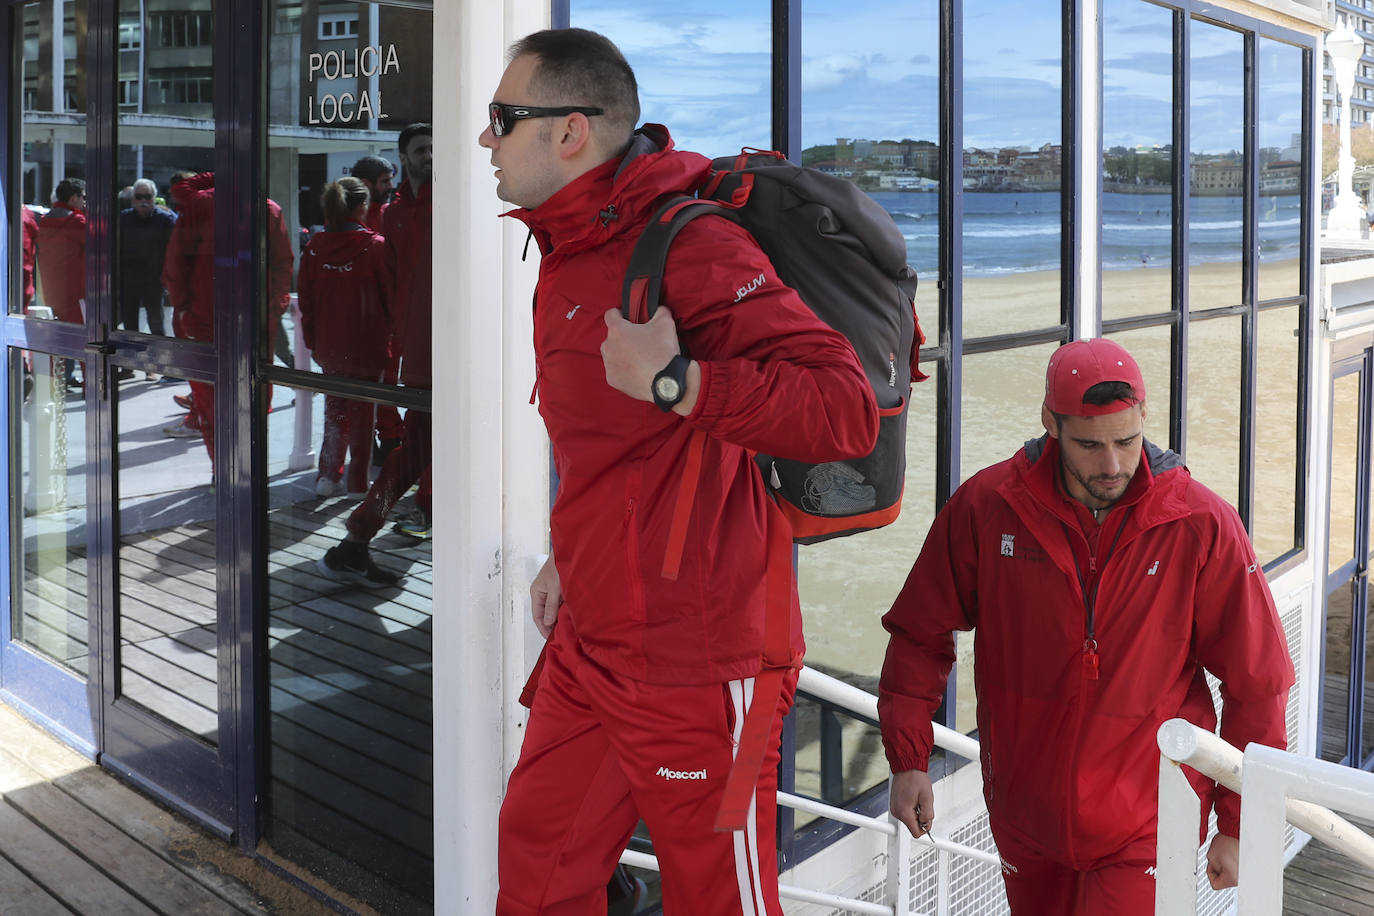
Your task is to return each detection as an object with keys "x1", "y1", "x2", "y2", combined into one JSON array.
[{"x1": 570, "y1": 0, "x2": 1305, "y2": 158}]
